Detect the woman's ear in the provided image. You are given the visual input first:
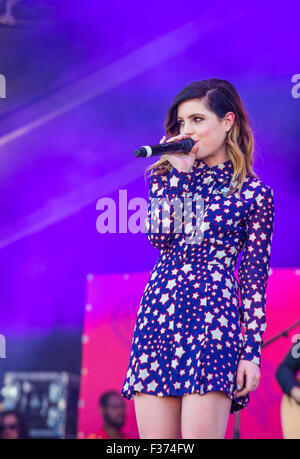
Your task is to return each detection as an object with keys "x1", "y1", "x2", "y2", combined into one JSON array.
[{"x1": 225, "y1": 111, "x2": 235, "y2": 132}]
